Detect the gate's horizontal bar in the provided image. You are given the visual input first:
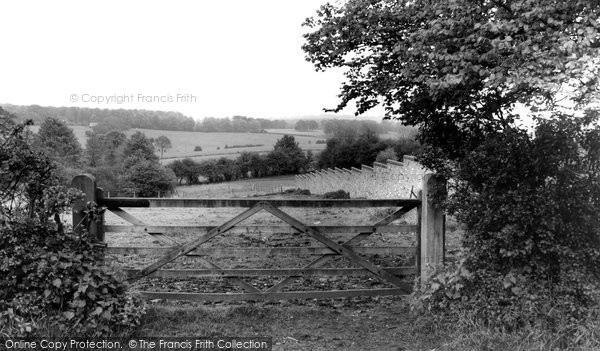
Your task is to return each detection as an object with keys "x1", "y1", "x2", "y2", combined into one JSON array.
[
  {"x1": 106, "y1": 246, "x2": 416, "y2": 256},
  {"x1": 138, "y1": 288, "x2": 410, "y2": 301},
  {"x1": 100, "y1": 198, "x2": 420, "y2": 208},
  {"x1": 123, "y1": 267, "x2": 416, "y2": 278},
  {"x1": 105, "y1": 224, "x2": 418, "y2": 235}
]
